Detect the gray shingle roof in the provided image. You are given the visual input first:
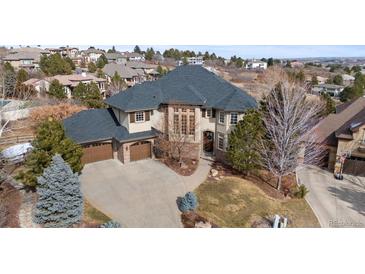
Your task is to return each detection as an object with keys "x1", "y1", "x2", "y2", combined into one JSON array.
[
  {"x1": 105, "y1": 65, "x2": 257, "y2": 112},
  {"x1": 103, "y1": 63, "x2": 138, "y2": 79},
  {"x1": 63, "y1": 108, "x2": 158, "y2": 144}
]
